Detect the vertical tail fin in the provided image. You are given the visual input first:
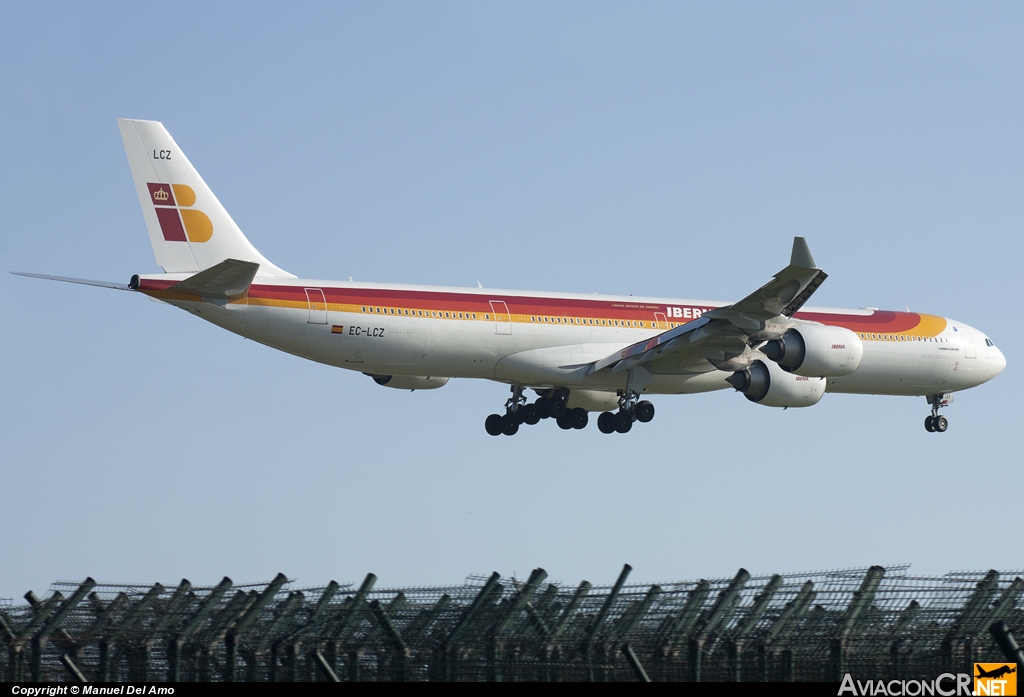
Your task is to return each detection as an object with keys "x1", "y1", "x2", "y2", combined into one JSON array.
[{"x1": 117, "y1": 119, "x2": 294, "y2": 278}]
